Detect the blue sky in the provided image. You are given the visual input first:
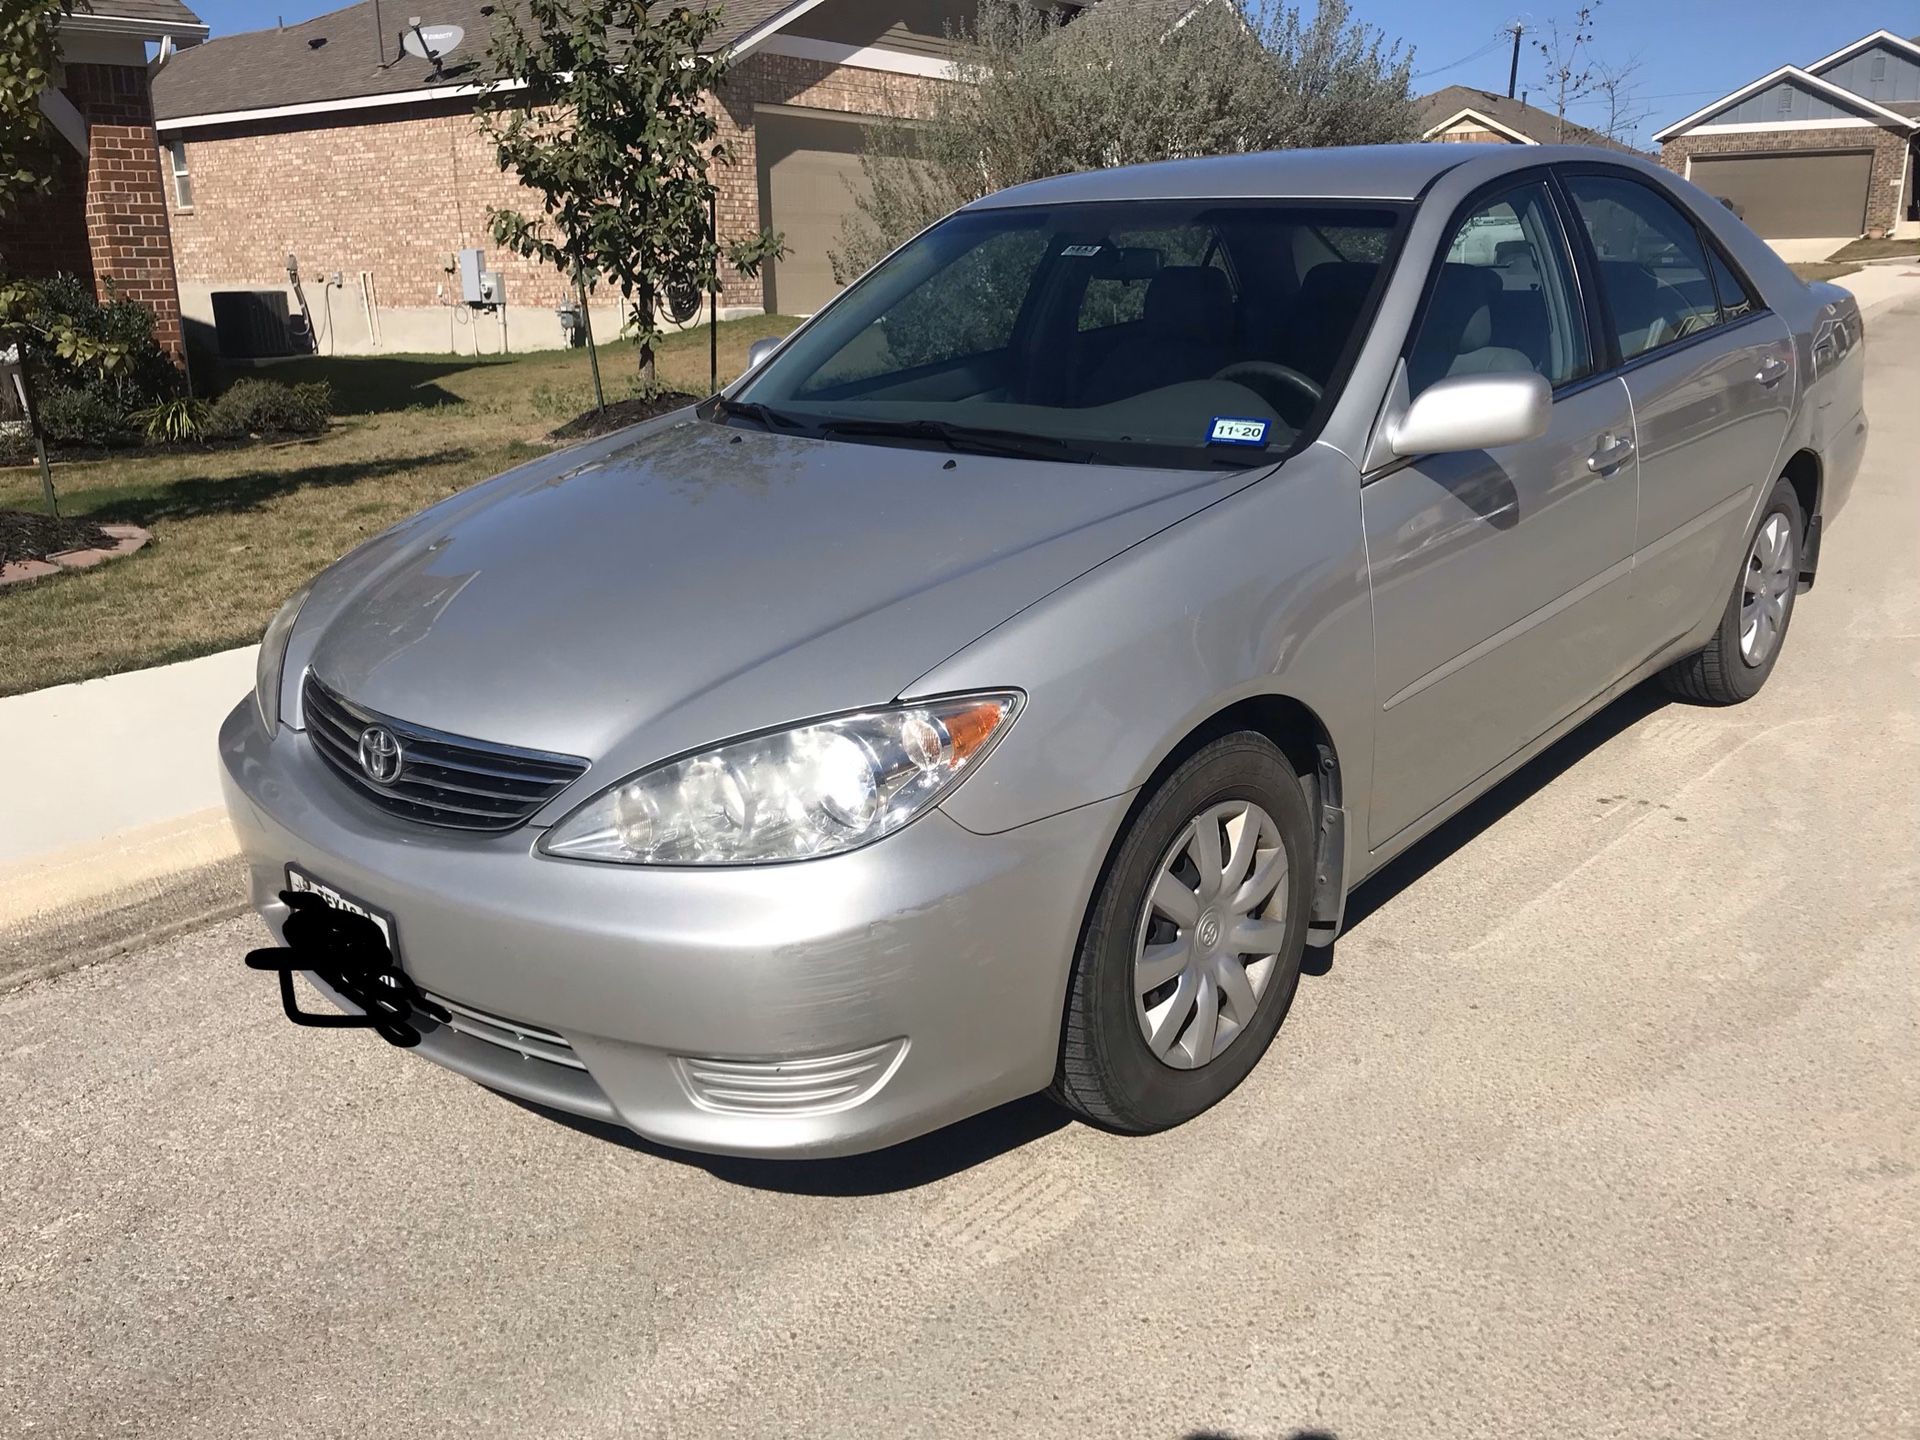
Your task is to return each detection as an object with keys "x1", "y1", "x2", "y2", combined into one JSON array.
[{"x1": 183, "y1": 0, "x2": 1904, "y2": 146}]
